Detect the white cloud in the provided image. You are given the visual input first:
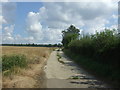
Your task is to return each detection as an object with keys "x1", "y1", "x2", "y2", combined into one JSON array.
[
  {"x1": 2, "y1": 1, "x2": 118, "y2": 44},
  {"x1": 39, "y1": 2, "x2": 116, "y2": 33},
  {"x1": 26, "y1": 12, "x2": 43, "y2": 41},
  {"x1": 13, "y1": 35, "x2": 35, "y2": 44},
  {"x1": 23, "y1": 1, "x2": 117, "y2": 43},
  {"x1": 112, "y1": 14, "x2": 118, "y2": 19},
  {"x1": 109, "y1": 24, "x2": 117, "y2": 29},
  {"x1": 1, "y1": 2, "x2": 16, "y2": 44},
  {"x1": 2, "y1": 2, "x2": 16, "y2": 24},
  {"x1": 0, "y1": 16, "x2": 7, "y2": 24},
  {"x1": 2, "y1": 25, "x2": 15, "y2": 43},
  {"x1": 26, "y1": 0, "x2": 119, "y2": 2},
  {"x1": 42, "y1": 28, "x2": 62, "y2": 43},
  {"x1": 0, "y1": 0, "x2": 9, "y2": 2}
]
